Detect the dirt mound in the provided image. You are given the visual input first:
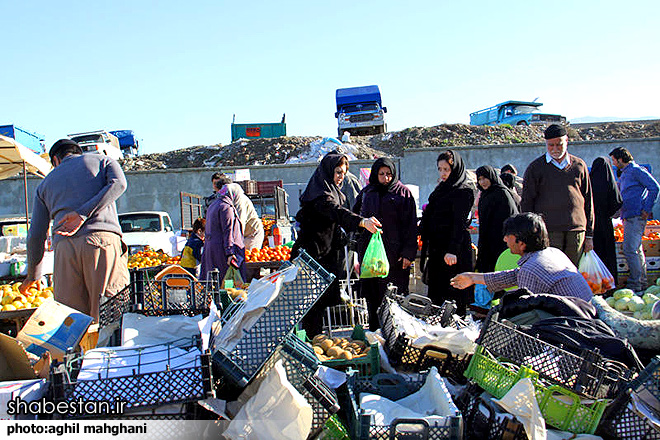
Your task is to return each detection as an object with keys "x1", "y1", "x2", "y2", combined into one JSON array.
[{"x1": 121, "y1": 121, "x2": 660, "y2": 171}]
